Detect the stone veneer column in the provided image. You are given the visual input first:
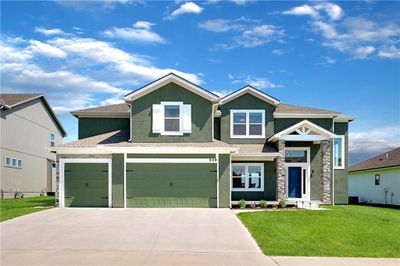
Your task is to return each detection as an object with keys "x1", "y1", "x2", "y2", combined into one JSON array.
[
  {"x1": 276, "y1": 139, "x2": 286, "y2": 201},
  {"x1": 321, "y1": 140, "x2": 332, "y2": 203}
]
